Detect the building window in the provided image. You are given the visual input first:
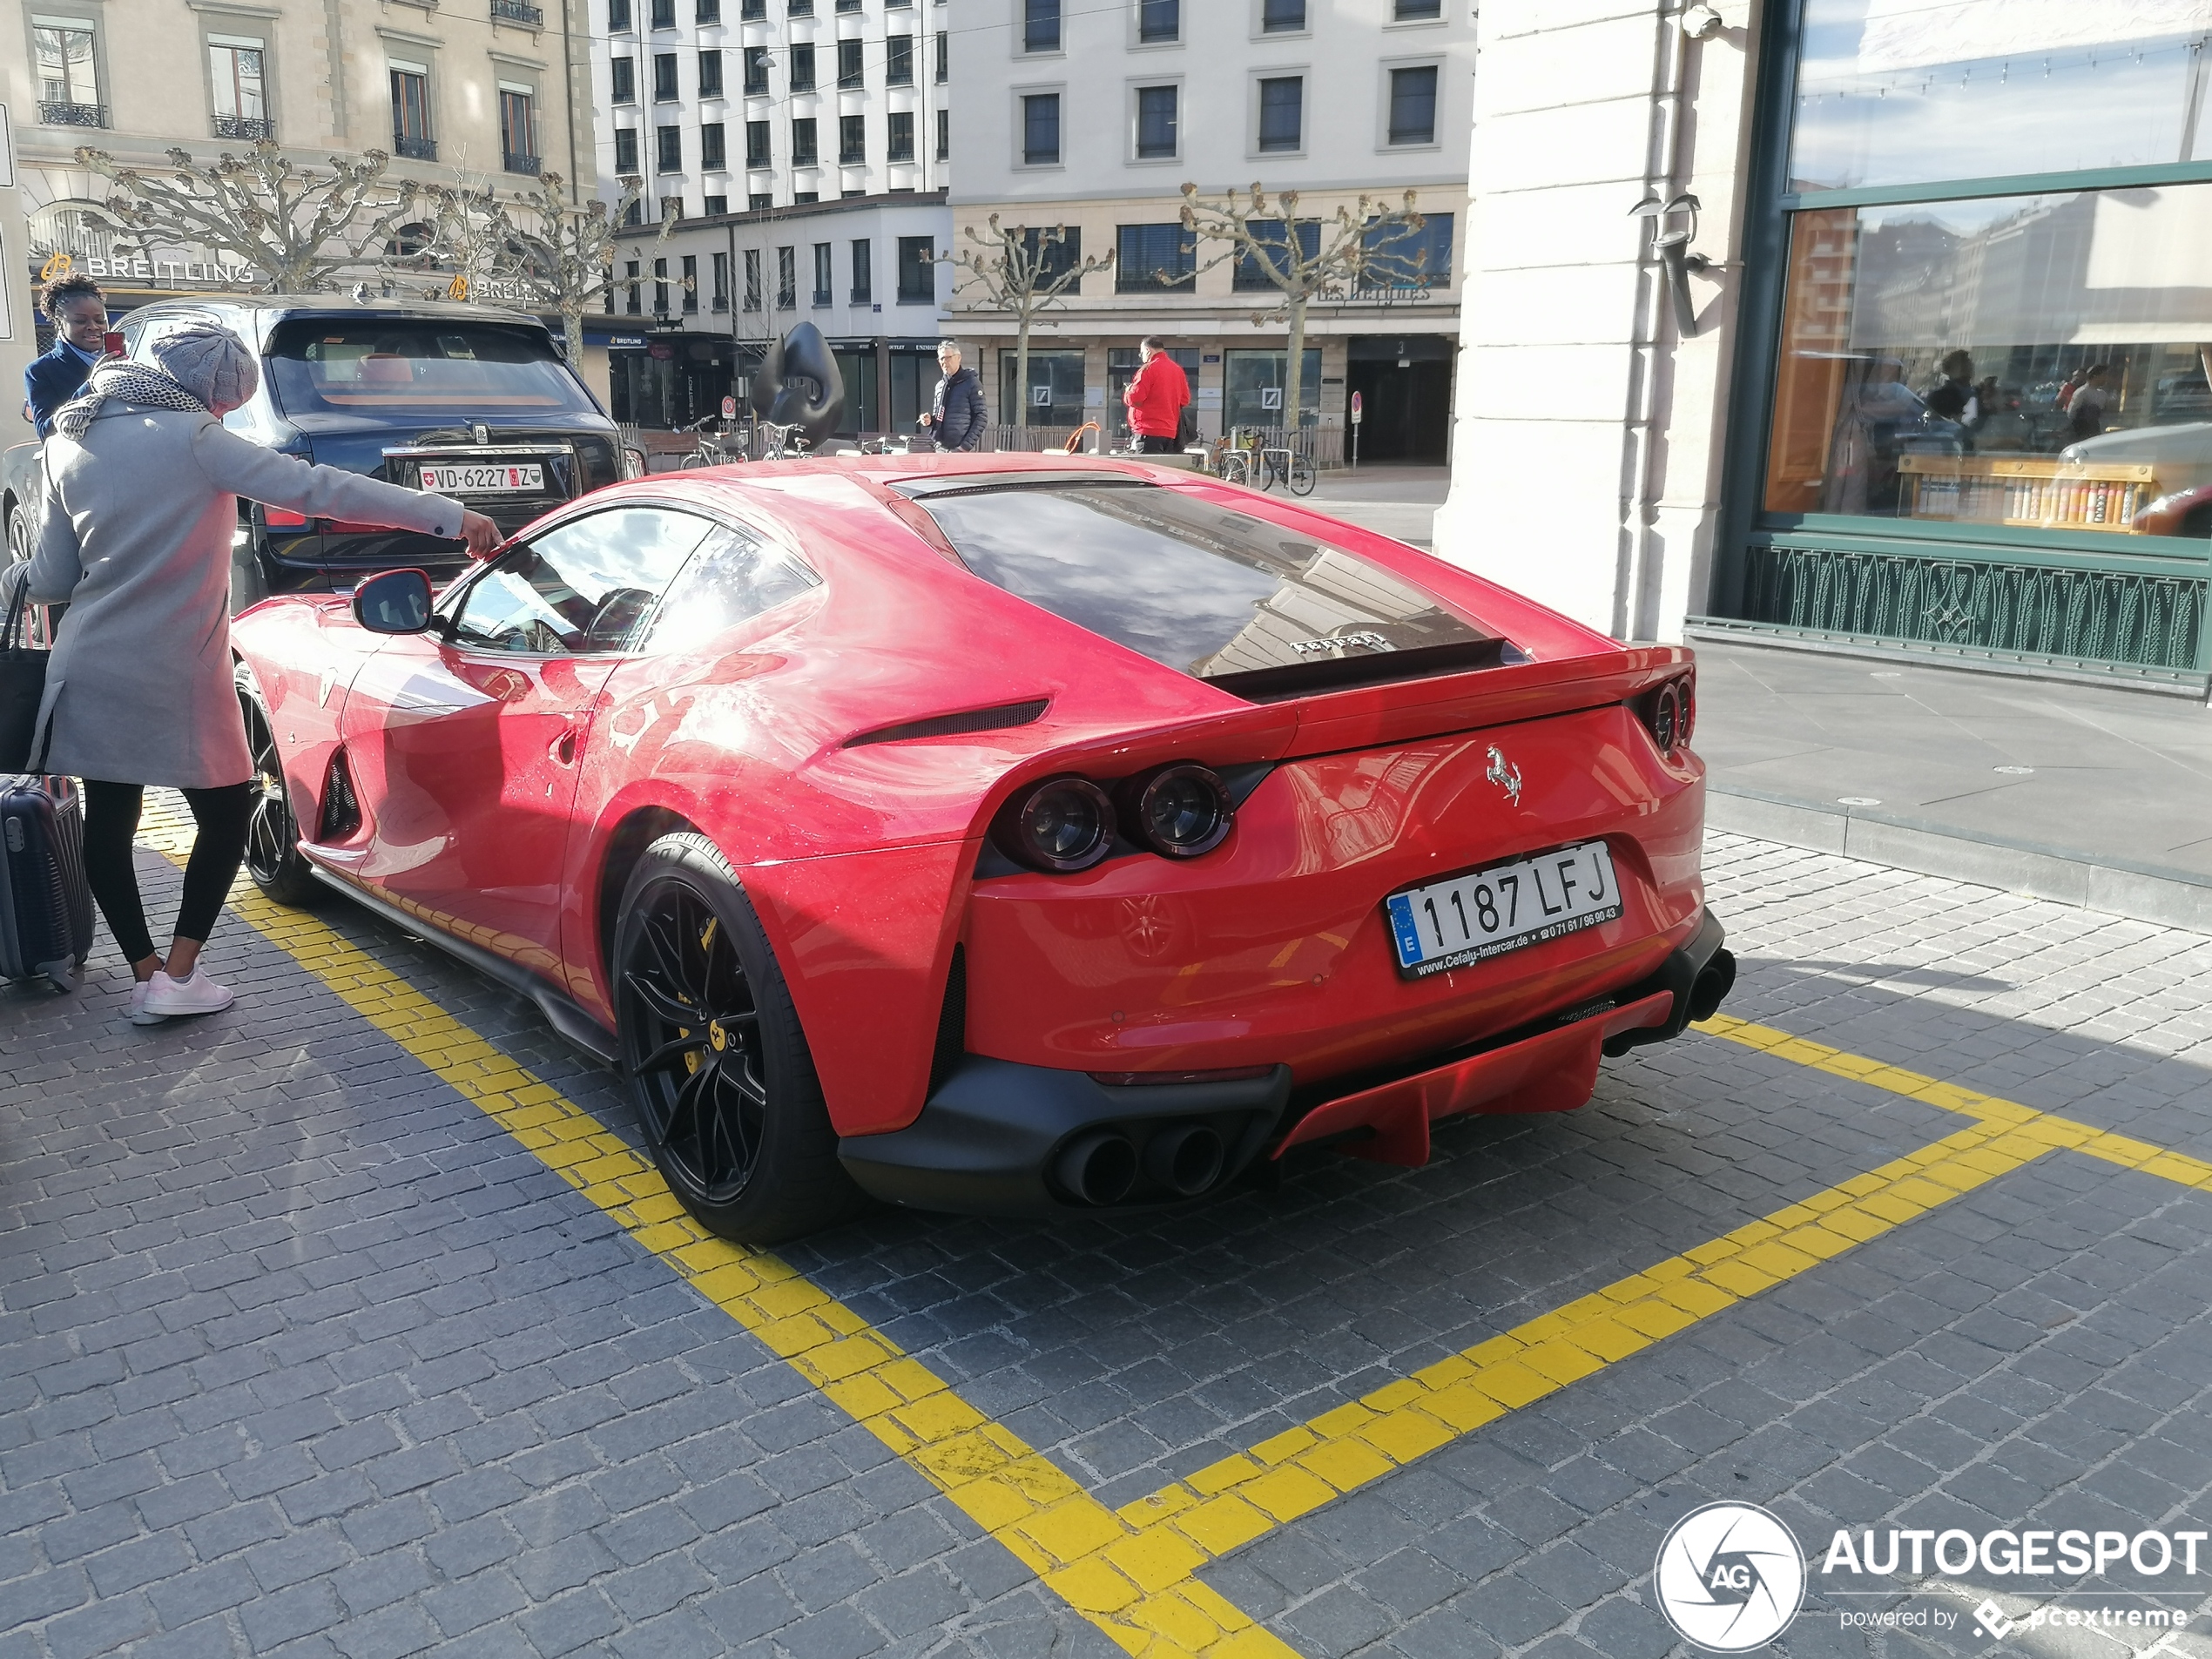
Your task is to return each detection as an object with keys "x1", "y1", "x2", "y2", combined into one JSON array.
[
  {"x1": 651, "y1": 0, "x2": 676, "y2": 25},
  {"x1": 744, "y1": 44, "x2": 771, "y2": 93},
  {"x1": 711, "y1": 250, "x2": 731, "y2": 311},
  {"x1": 1257, "y1": 76, "x2": 1302, "y2": 152},
  {"x1": 625, "y1": 259, "x2": 641, "y2": 313},
  {"x1": 1394, "y1": 0, "x2": 1441, "y2": 15},
  {"x1": 1387, "y1": 64, "x2": 1437, "y2": 145},
  {"x1": 792, "y1": 117, "x2": 818, "y2": 164},
  {"x1": 500, "y1": 87, "x2": 538, "y2": 172},
  {"x1": 748, "y1": 191, "x2": 771, "y2": 208},
  {"x1": 790, "y1": 43, "x2": 815, "y2": 90},
  {"x1": 1224, "y1": 347, "x2": 1319, "y2": 431},
  {"x1": 207, "y1": 36, "x2": 269, "y2": 140},
  {"x1": 1135, "y1": 84, "x2": 1176, "y2": 159},
  {"x1": 657, "y1": 125, "x2": 683, "y2": 171},
  {"x1": 812, "y1": 242, "x2": 833, "y2": 306},
  {"x1": 790, "y1": 0, "x2": 813, "y2": 15},
  {"x1": 1233, "y1": 218, "x2": 1318, "y2": 289},
  {"x1": 741, "y1": 0, "x2": 764, "y2": 16},
  {"x1": 776, "y1": 246, "x2": 797, "y2": 307},
  {"x1": 837, "y1": 37, "x2": 864, "y2": 89},
  {"x1": 840, "y1": 113, "x2": 866, "y2": 164},
  {"x1": 936, "y1": 107, "x2": 948, "y2": 159},
  {"x1": 698, "y1": 0, "x2": 720, "y2": 18},
  {"x1": 934, "y1": 30, "x2": 948, "y2": 82},
  {"x1": 653, "y1": 52, "x2": 679, "y2": 99},
  {"x1": 682, "y1": 253, "x2": 699, "y2": 311},
  {"x1": 836, "y1": 0, "x2": 860, "y2": 10},
  {"x1": 745, "y1": 118, "x2": 771, "y2": 165},
  {"x1": 1022, "y1": 92, "x2": 1060, "y2": 165},
  {"x1": 795, "y1": 190, "x2": 819, "y2": 201},
  {"x1": 664, "y1": 195, "x2": 685, "y2": 218},
  {"x1": 1116, "y1": 222, "x2": 1195, "y2": 293},
  {"x1": 704, "y1": 193, "x2": 727, "y2": 215},
  {"x1": 1023, "y1": 0, "x2": 1060, "y2": 53},
  {"x1": 610, "y1": 0, "x2": 632, "y2": 30},
  {"x1": 390, "y1": 64, "x2": 435, "y2": 159},
  {"x1": 701, "y1": 121, "x2": 726, "y2": 168},
  {"x1": 743, "y1": 247, "x2": 763, "y2": 308},
  {"x1": 897, "y1": 235, "x2": 934, "y2": 301},
  {"x1": 654, "y1": 258, "x2": 671, "y2": 312},
  {"x1": 1358, "y1": 210, "x2": 1451, "y2": 289},
  {"x1": 613, "y1": 126, "x2": 639, "y2": 171},
  {"x1": 851, "y1": 239, "x2": 872, "y2": 301},
  {"x1": 1261, "y1": 0, "x2": 1305, "y2": 30},
  {"x1": 887, "y1": 35, "x2": 913, "y2": 85},
  {"x1": 1138, "y1": 0, "x2": 1177, "y2": 44},
  {"x1": 887, "y1": 110, "x2": 914, "y2": 161},
  {"x1": 1000, "y1": 349, "x2": 1085, "y2": 428},
  {"x1": 611, "y1": 57, "x2": 637, "y2": 102},
  {"x1": 698, "y1": 49, "x2": 722, "y2": 96}
]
